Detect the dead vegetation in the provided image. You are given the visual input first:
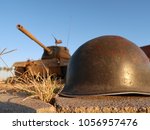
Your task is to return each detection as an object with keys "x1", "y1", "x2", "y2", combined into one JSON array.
[{"x1": 0, "y1": 72, "x2": 64, "y2": 103}]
